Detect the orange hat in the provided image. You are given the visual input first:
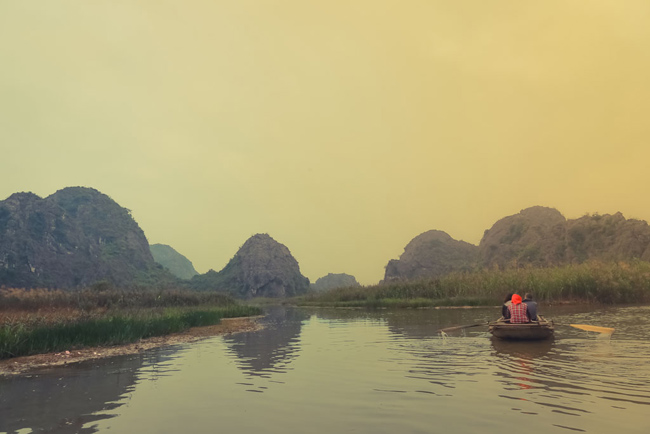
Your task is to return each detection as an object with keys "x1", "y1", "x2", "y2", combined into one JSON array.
[{"x1": 511, "y1": 294, "x2": 522, "y2": 304}]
